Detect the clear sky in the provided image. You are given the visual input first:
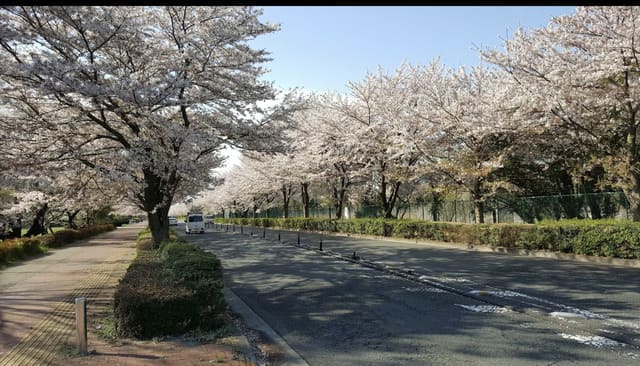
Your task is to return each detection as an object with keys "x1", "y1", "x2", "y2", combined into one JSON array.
[{"x1": 249, "y1": 6, "x2": 577, "y2": 94}]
